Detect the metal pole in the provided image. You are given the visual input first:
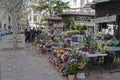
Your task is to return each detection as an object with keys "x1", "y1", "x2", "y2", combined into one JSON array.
[{"x1": 8, "y1": 16, "x2": 11, "y2": 30}]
